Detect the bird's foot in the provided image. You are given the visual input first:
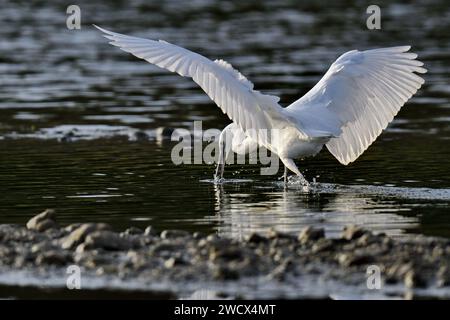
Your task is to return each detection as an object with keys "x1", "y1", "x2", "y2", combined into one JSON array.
[
  {"x1": 213, "y1": 175, "x2": 224, "y2": 184},
  {"x1": 282, "y1": 174, "x2": 310, "y2": 190}
]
